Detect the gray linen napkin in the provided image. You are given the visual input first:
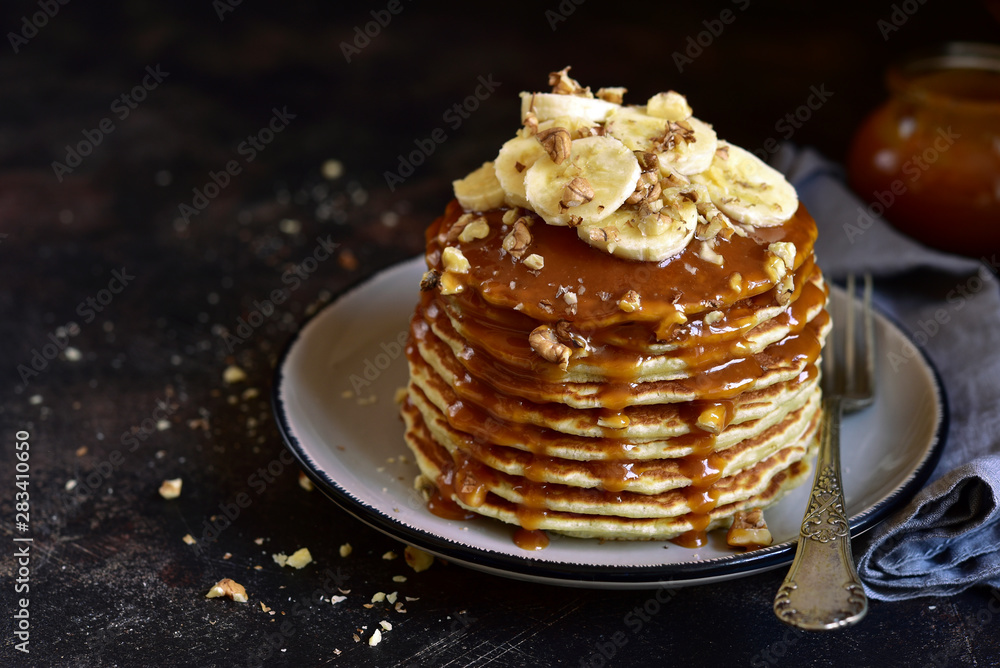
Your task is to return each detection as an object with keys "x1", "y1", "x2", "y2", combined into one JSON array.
[{"x1": 774, "y1": 146, "x2": 1000, "y2": 600}]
